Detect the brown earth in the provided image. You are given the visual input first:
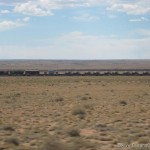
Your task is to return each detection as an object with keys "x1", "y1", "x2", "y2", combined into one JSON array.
[
  {"x1": 0, "y1": 60, "x2": 150, "y2": 70},
  {"x1": 0, "y1": 76, "x2": 150, "y2": 150}
]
